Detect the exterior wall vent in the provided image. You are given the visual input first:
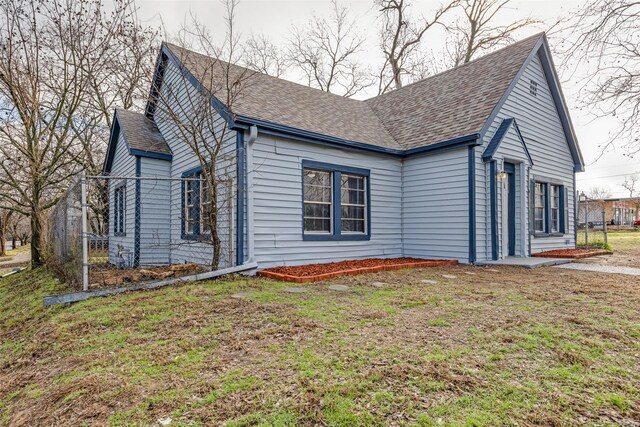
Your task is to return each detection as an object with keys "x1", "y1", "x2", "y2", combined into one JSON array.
[{"x1": 529, "y1": 79, "x2": 538, "y2": 96}]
